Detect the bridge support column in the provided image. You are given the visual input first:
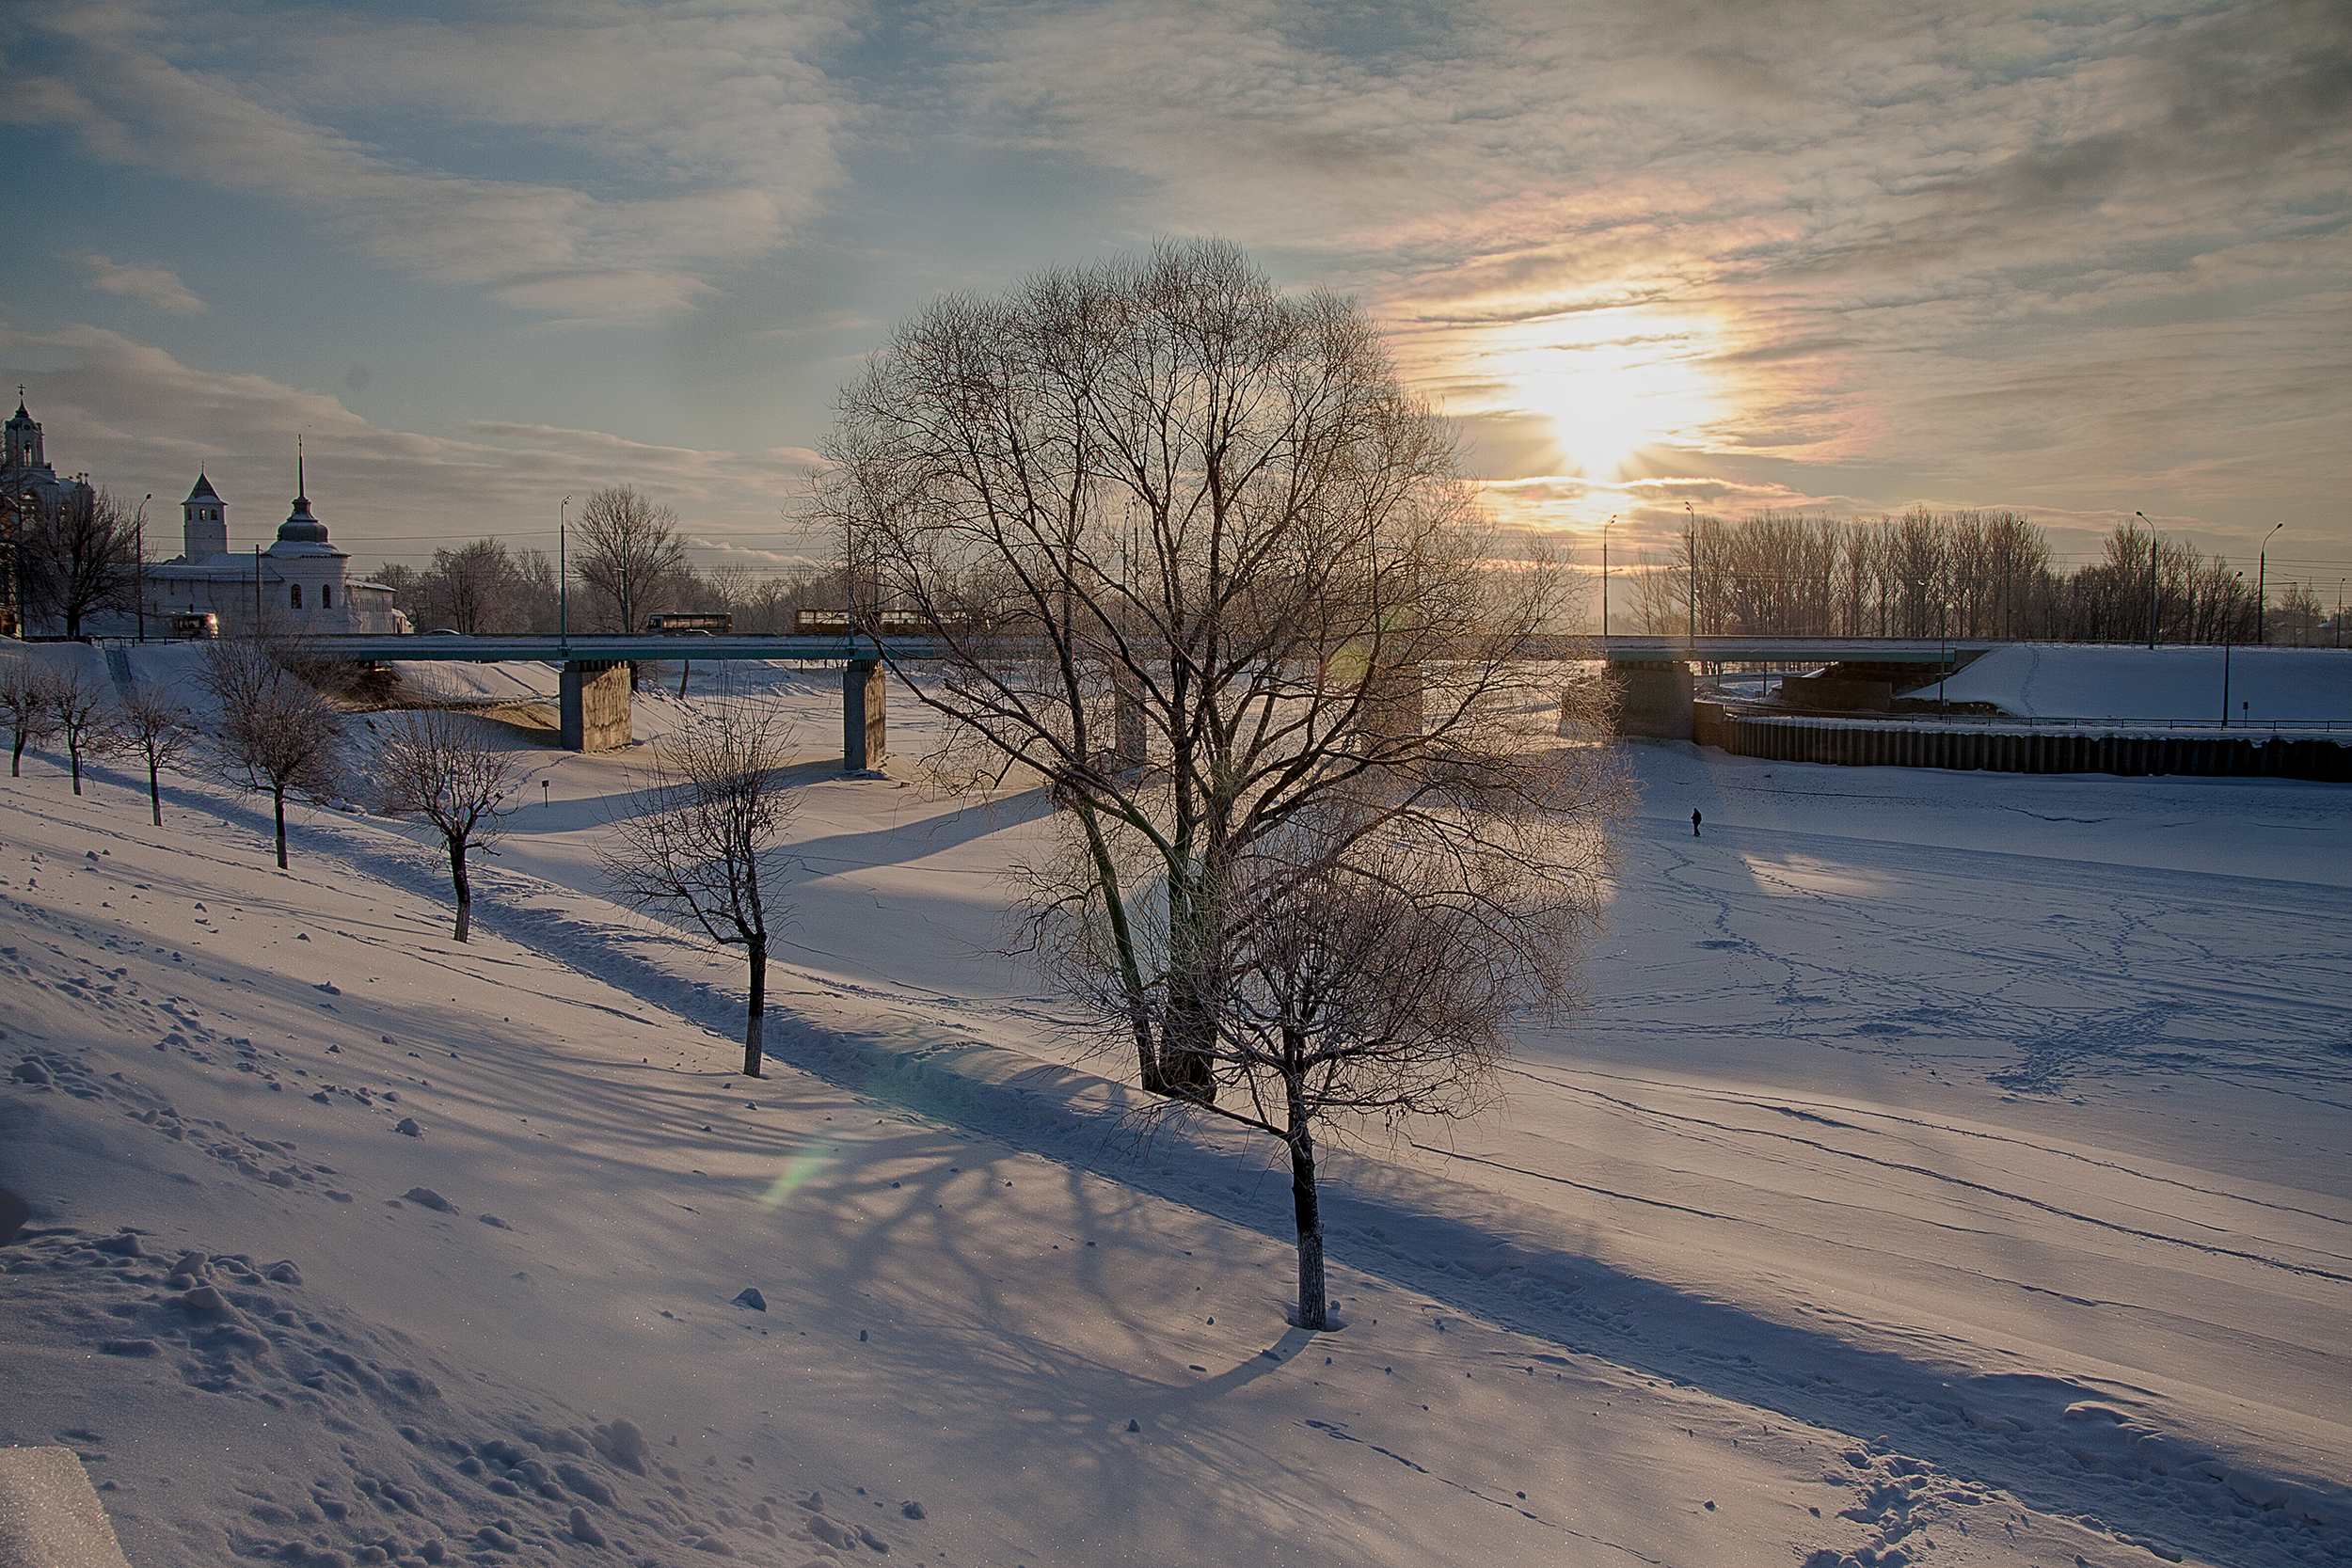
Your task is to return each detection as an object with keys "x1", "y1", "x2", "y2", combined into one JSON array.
[
  {"x1": 845, "y1": 658, "x2": 886, "y2": 772},
  {"x1": 1609, "y1": 660, "x2": 1693, "y2": 740},
  {"x1": 560, "y1": 660, "x2": 631, "y2": 752}
]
